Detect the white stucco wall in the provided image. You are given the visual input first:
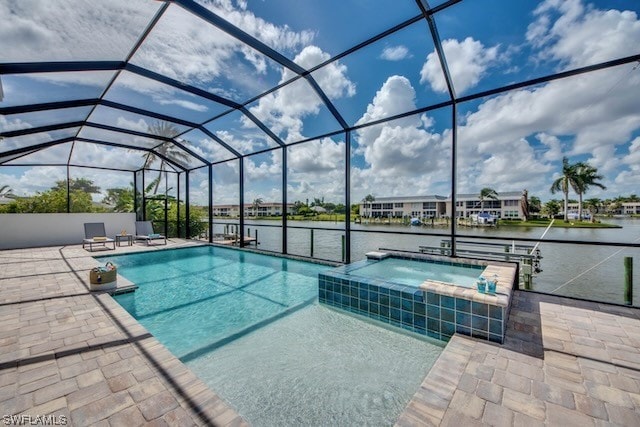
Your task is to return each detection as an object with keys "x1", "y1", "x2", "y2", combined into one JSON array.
[{"x1": 0, "y1": 213, "x2": 136, "y2": 250}]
